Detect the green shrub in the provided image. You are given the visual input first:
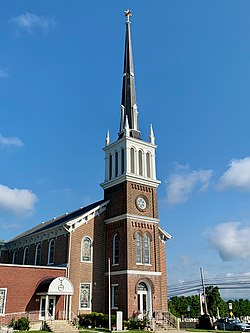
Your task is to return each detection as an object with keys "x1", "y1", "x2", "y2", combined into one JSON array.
[
  {"x1": 78, "y1": 312, "x2": 115, "y2": 329},
  {"x1": 10, "y1": 317, "x2": 30, "y2": 331}
]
